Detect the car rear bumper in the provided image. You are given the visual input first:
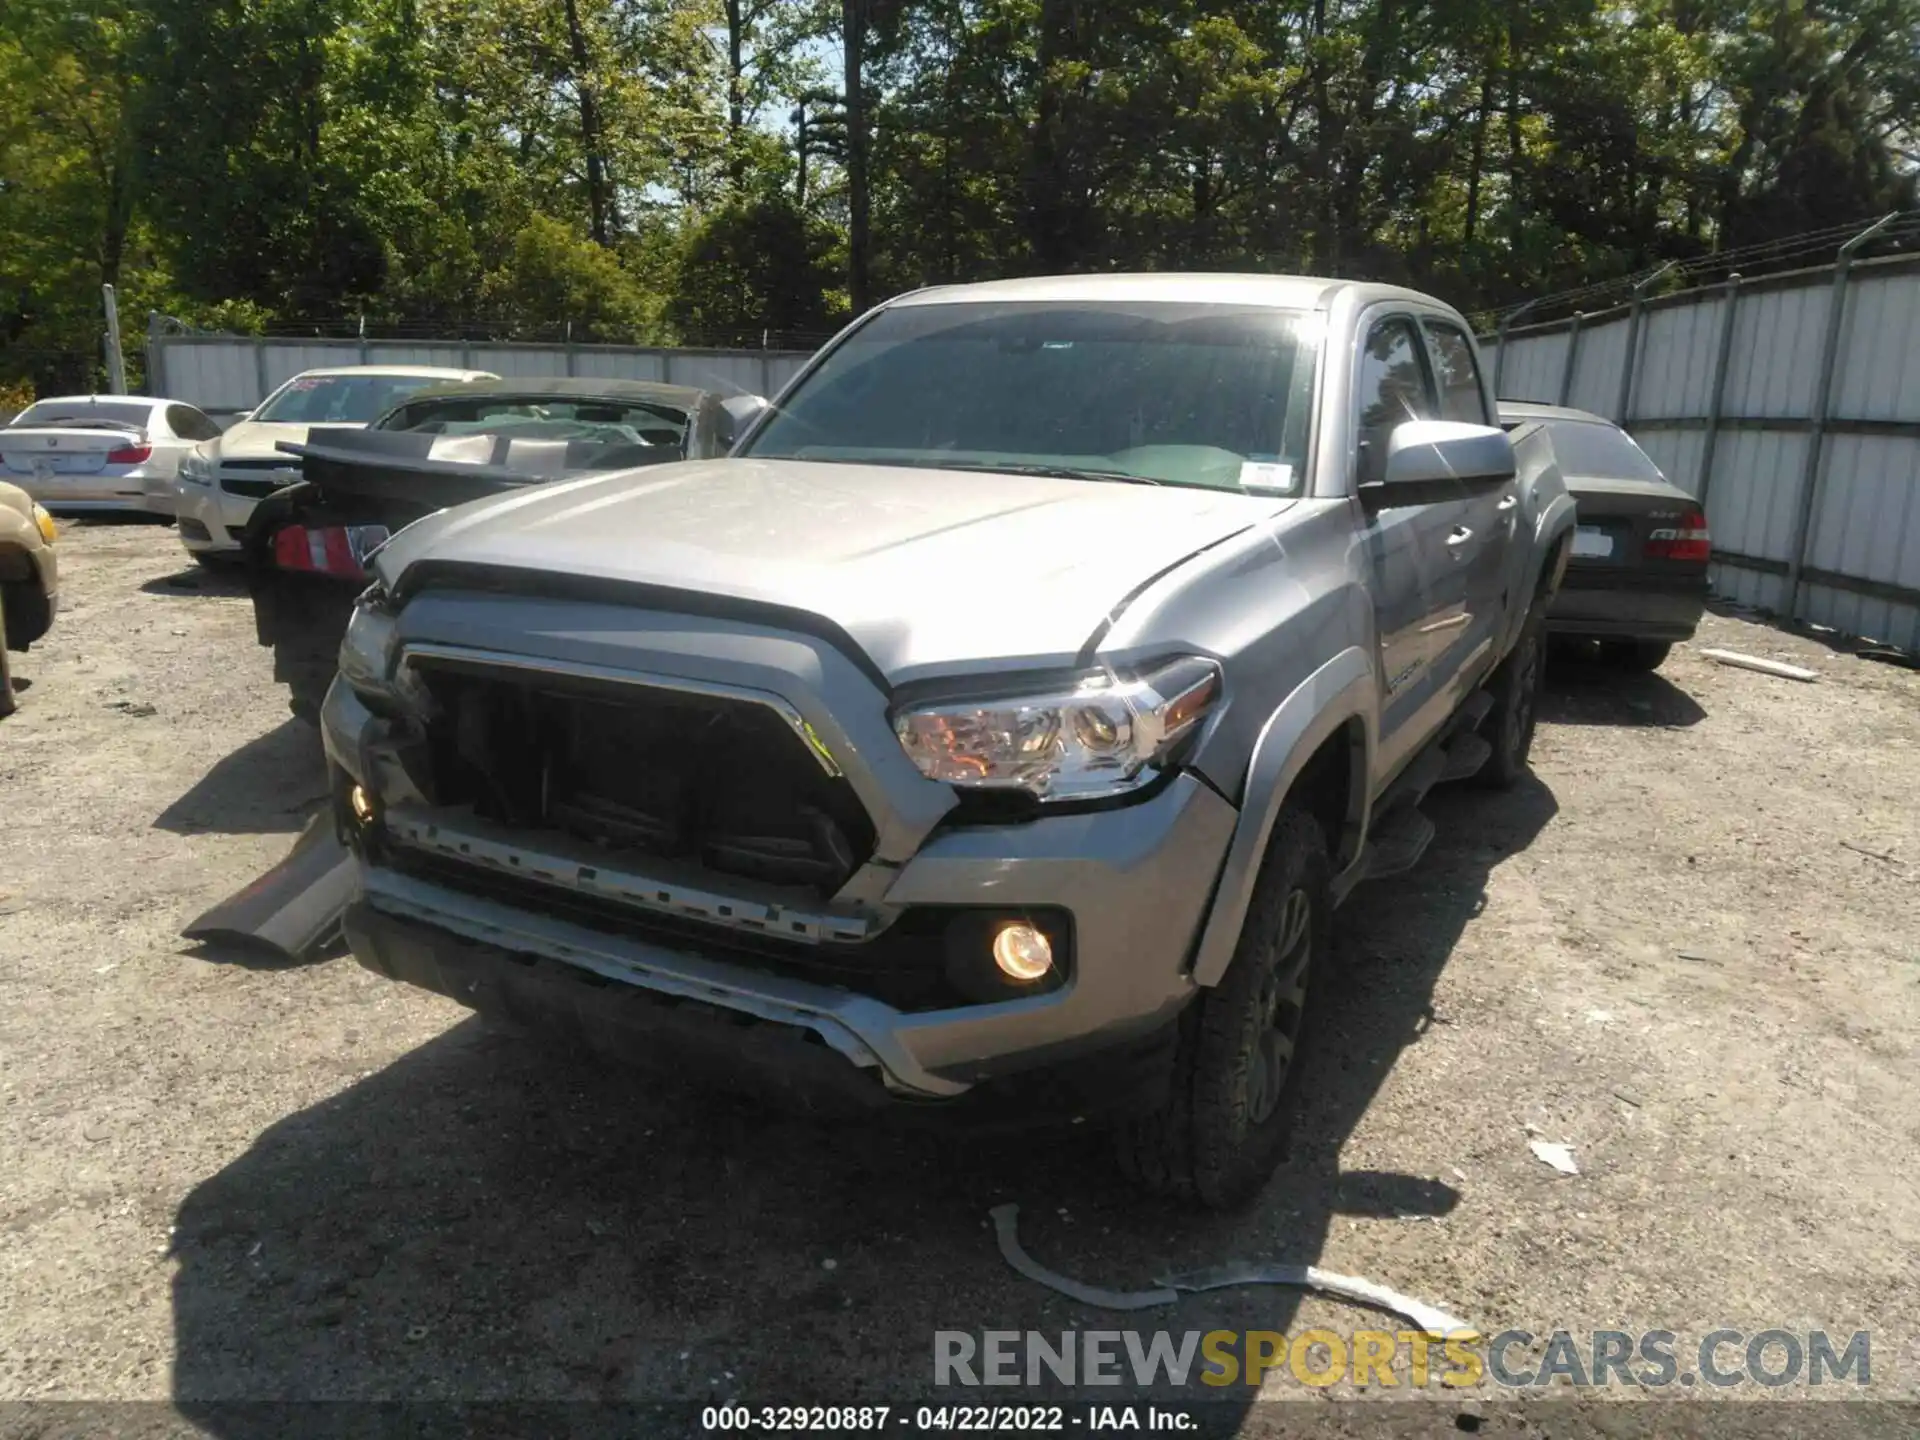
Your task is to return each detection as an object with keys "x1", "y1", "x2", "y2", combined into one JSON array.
[
  {"x1": 1548, "y1": 568, "x2": 1707, "y2": 641},
  {"x1": 10, "y1": 466, "x2": 160, "y2": 512}
]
